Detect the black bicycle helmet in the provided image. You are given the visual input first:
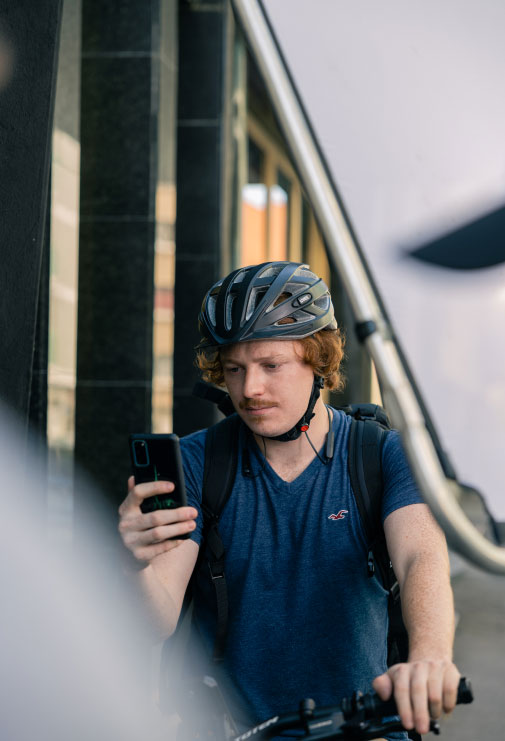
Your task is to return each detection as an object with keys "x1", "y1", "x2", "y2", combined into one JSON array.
[{"x1": 199, "y1": 261, "x2": 337, "y2": 347}]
